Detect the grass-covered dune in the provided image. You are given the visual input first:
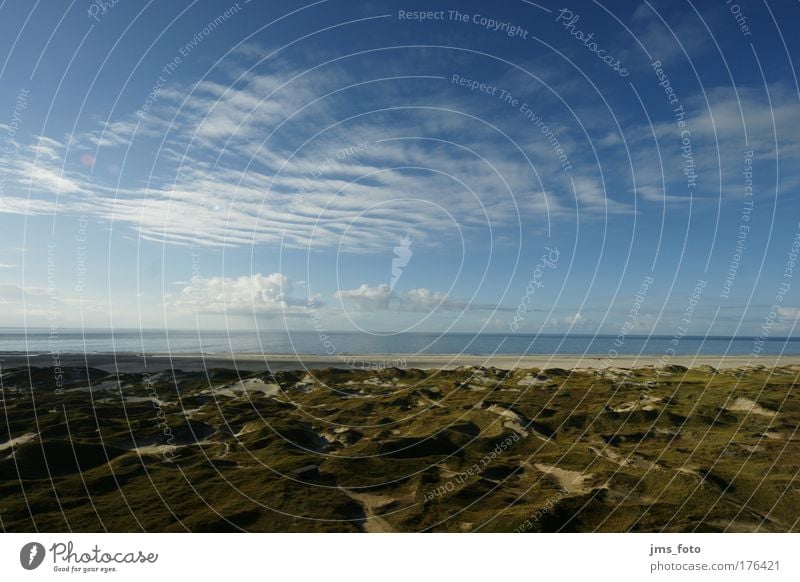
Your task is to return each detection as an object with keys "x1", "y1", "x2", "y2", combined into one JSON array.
[{"x1": 1, "y1": 364, "x2": 798, "y2": 532}]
